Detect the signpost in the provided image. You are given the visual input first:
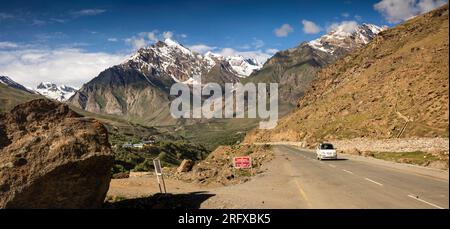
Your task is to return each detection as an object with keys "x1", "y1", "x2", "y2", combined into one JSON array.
[
  {"x1": 153, "y1": 159, "x2": 167, "y2": 194},
  {"x1": 233, "y1": 156, "x2": 252, "y2": 169},
  {"x1": 233, "y1": 156, "x2": 253, "y2": 176}
]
